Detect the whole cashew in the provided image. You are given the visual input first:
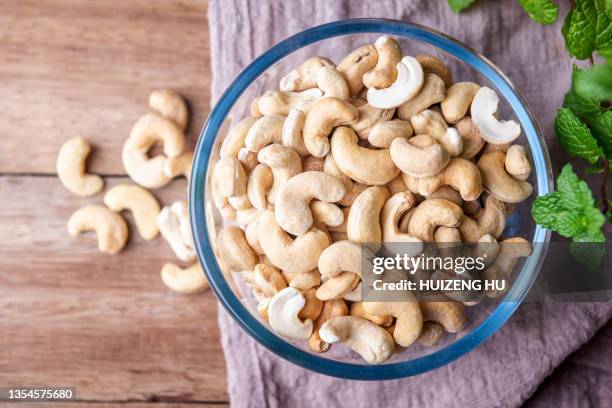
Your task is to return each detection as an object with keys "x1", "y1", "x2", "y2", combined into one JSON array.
[
  {"x1": 310, "y1": 201, "x2": 345, "y2": 228},
  {"x1": 281, "y1": 108, "x2": 309, "y2": 156},
  {"x1": 350, "y1": 102, "x2": 395, "y2": 139},
  {"x1": 158, "y1": 201, "x2": 196, "y2": 262},
  {"x1": 330, "y1": 126, "x2": 400, "y2": 185},
  {"x1": 363, "y1": 299, "x2": 423, "y2": 347},
  {"x1": 258, "y1": 210, "x2": 330, "y2": 273},
  {"x1": 318, "y1": 316, "x2": 395, "y2": 364},
  {"x1": 477, "y1": 151, "x2": 533, "y2": 203},
  {"x1": 248, "y1": 263, "x2": 287, "y2": 298},
  {"x1": 247, "y1": 164, "x2": 273, "y2": 210},
  {"x1": 257, "y1": 144, "x2": 302, "y2": 204},
  {"x1": 368, "y1": 119, "x2": 413, "y2": 148},
  {"x1": 505, "y1": 145, "x2": 532, "y2": 181},
  {"x1": 347, "y1": 186, "x2": 389, "y2": 248},
  {"x1": 459, "y1": 195, "x2": 506, "y2": 242},
  {"x1": 381, "y1": 192, "x2": 423, "y2": 255},
  {"x1": 440, "y1": 82, "x2": 480, "y2": 124},
  {"x1": 407, "y1": 199, "x2": 463, "y2": 241},
  {"x1": 68, "y1": 205, "x2": 128, "y2": 254},
  {"x1": 163, "y1": 151, "x2": 193, "y2": 181},
  {"x1": 303, "y1": 97, "x2": 358, "y2": 158},
  {"x1": 419, "y1": 300, "x2": 467, "y2": 333},
  {"x1": 428, "y1": 186, "x2": 463, "y2": 207},
  {"x1": 337, "y1": 44, "x2": 379, "y2": 96},
  {"x1": 456, "y1": 116, "x2": 485, "y2": 159},
  {"x1": 245, "y1": 114, "x2": 286, "y2": 152},
  {"x1": 220, "y1": 117, "x2": 258, "y2": 158},
  {"x1": 410, "y1": 109, "x2": 463, "y2": 157},
  {"x1": 367, "y1": 56, "x2": 425, "y2": 109},
  {"x1": 103, "y1": 183, "x2": 160, "y2": 240},
  {"x1": 471, "y1": 87, "x2": 521, "y2": 144},
  {"x1": 363, "y1": 36, "x2": 402, "y2": 89},
  {"x1": 350, "y1": 302, "x2": 394, "y2": 327},
  {"x1": 122, "y1": 114, "x2": 185, "y2": 188},
  {"x1": 309, "y1": 299, "x2": 348, "y2": 353},
  {"x1": 316, "y1": 272, "x2": 360, "y2": 301},
  {"x1": 268, "y1": 287, "x2": 313, "y2": 340},
  {"x1": 57, "y1": 137, "x2": 104, "y2": 197},
  {"x1": 413, "y1": 158, "x2": 483, "y2": 201},
  {"x1": 212, "y1": 157, "x2": 247, "y2": 198},
  {"x1": 317, "y1": 240, "x2": 364, "y2": 279},
  {"x1": 390, "y1": 134, "x2": 450, "y2": 178},
  {"x1": 258, "y1": 89, "x2": 323, "y2": 116},
  {"x1": 280, "y1": 56, "x2": 335, "y2": 92},
  {"x1": 216, "y1": 225, "x2": 258, "y2": 271},
  {"x1": 161, "y1": 262, "x2": 209, "y2": 294},
  {"x1": 316, "y1": 66, "x2": 350, "y2": 99},
  {"x1": 397, "y1": 74, "x2": 446, "y2": 120},
  {"x1": 283, "y1": 269, "x2": 321, "y2": 292},
  {"x1": 416, "y1": 55, "x2": 453, "y2": 88},
  {"x1": 323, "y1": 153, "x2": 367, "y2": 206},
  {"x1": 417, "y1": 321, "x2": 444, "y2": 347},
  {"x1": 149, "y1": 89, "x2": 189, "y2": 131},
  {"x1": 275, "y1": 171, "x2": 345, "y2": 235}
]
